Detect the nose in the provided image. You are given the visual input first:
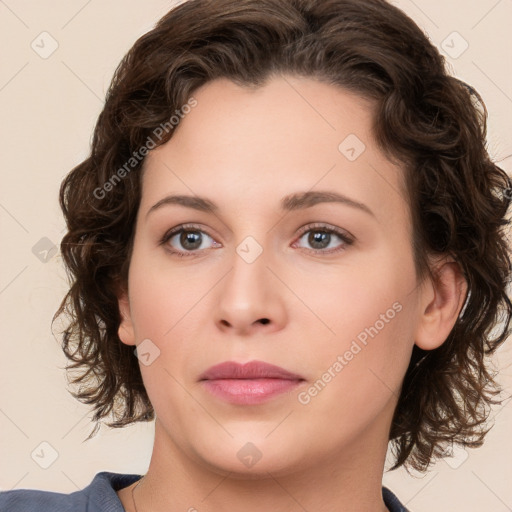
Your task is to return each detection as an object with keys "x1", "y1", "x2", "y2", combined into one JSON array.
[{"x1": 214, "y1": 243, "x2": 287, "y2": 336}]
